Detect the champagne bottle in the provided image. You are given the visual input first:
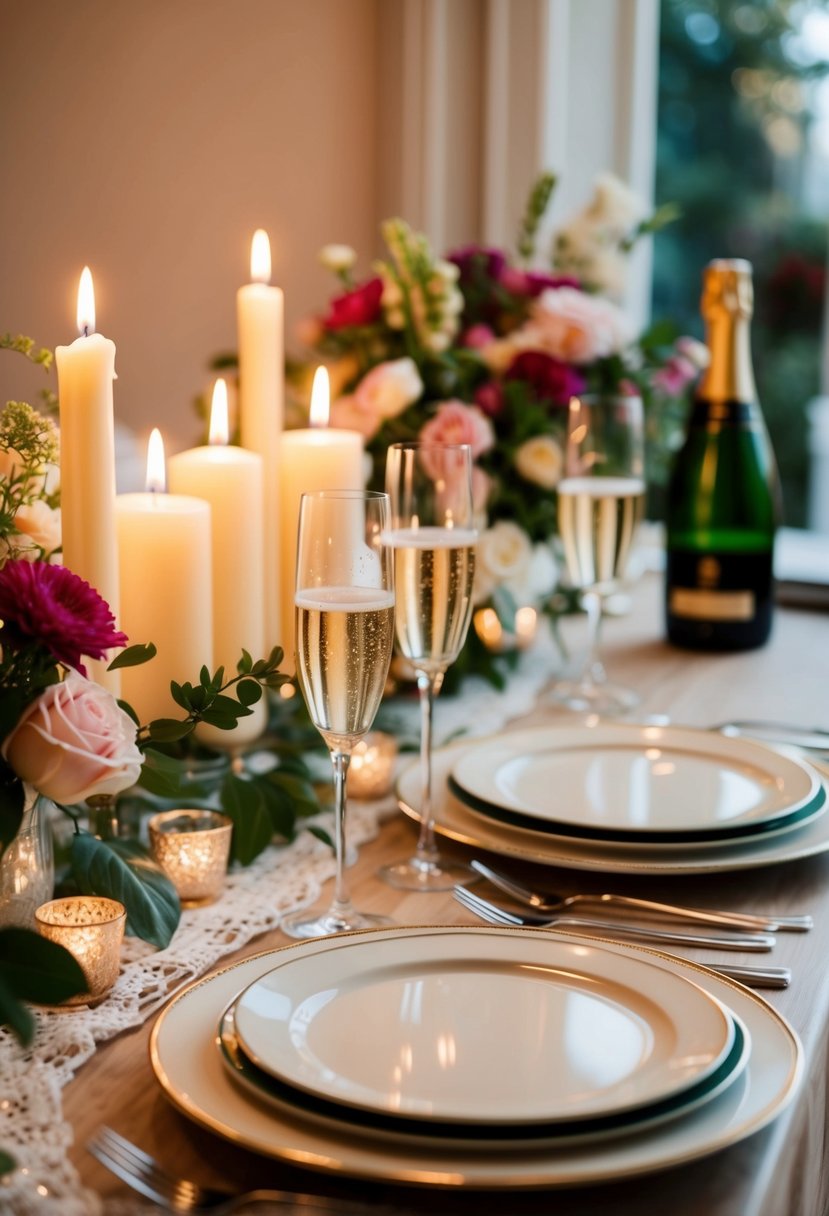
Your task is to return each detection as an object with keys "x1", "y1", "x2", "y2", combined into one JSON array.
[{"x1": 665, "y1": 259, "x2": 781, "y2": 650}]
